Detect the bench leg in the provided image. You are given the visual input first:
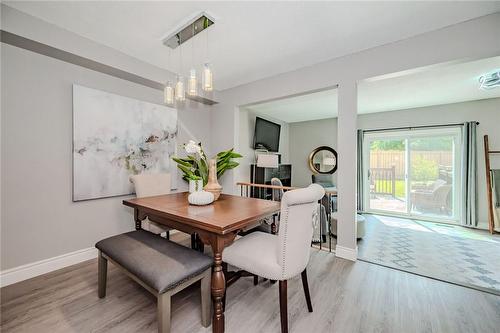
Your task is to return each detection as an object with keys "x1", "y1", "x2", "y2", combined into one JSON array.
[
  {"x1": 158, "y1": 291, "x2": 172, "y2": 333},
  {"x1": 200, "y1": 268, "x2": 212, "y2": 328},
  {"x1": 98, "y1": 251, "x2": 107, "y2": 298}
]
